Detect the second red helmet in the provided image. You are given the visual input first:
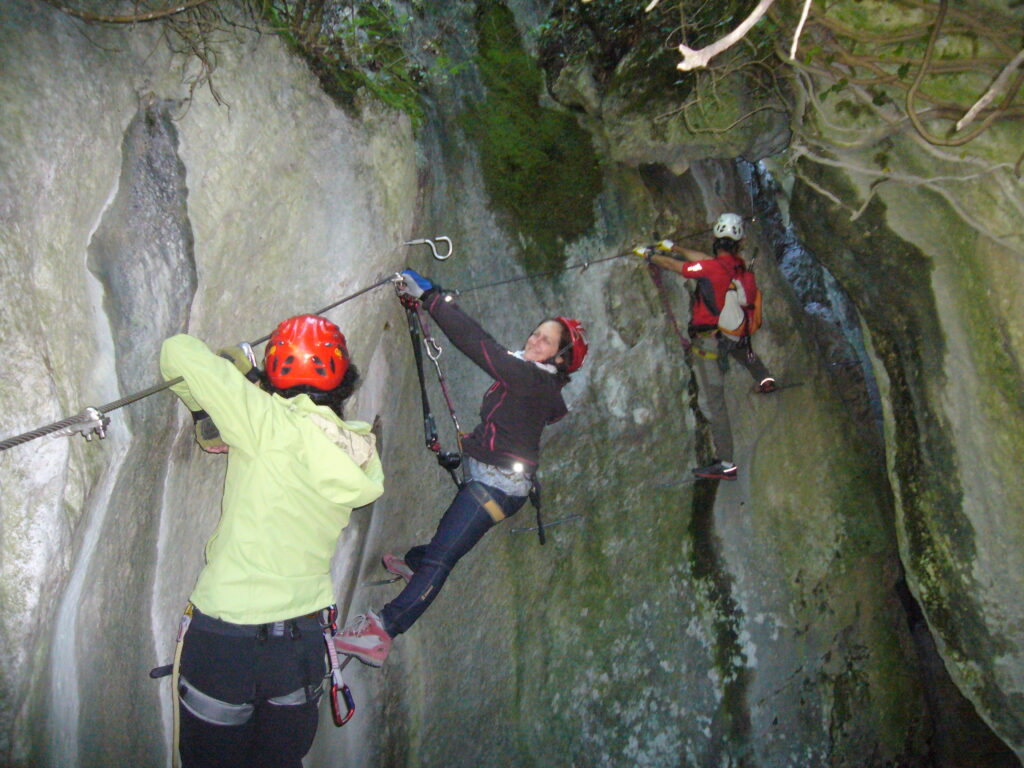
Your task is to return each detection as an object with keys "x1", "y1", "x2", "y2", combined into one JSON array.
[
  {"x1": 555, "y1": 316, "x2": 588, "y2": 373},
  {"x1": 264, "y1": 314, "x2": 349, "y2": 391}
]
